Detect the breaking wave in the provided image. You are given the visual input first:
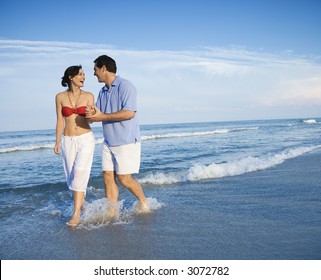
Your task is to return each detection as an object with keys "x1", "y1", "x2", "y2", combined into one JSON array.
[
  {"x1": 141, "y1": 127, "x2": 258, "y2": 141},
  {"x1": 139, "y1": 145, "x2": 321, "y2": 185},
  {"x1": 303, "y1": 119, "x2": 318, "y2": 124},
  {"x1": 0, "y1": 143, "x2": 54, "y2": 153},
  {"x1": 0, "y1": 126, "x2": 258, "y2": 153}
]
